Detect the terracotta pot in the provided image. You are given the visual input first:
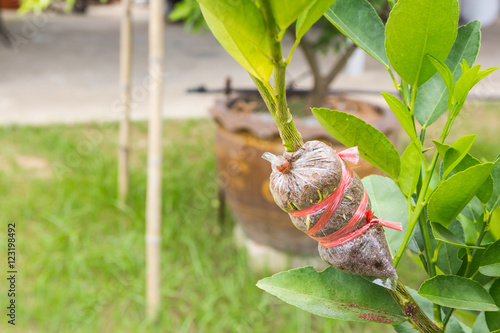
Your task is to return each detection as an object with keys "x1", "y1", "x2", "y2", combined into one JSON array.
[
  {"x1": 0, "y1": 0, "x2": 19, "y2": 9},
  {"x1": 211, "y1": 91, "x2": 399, "y2": 254}
]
